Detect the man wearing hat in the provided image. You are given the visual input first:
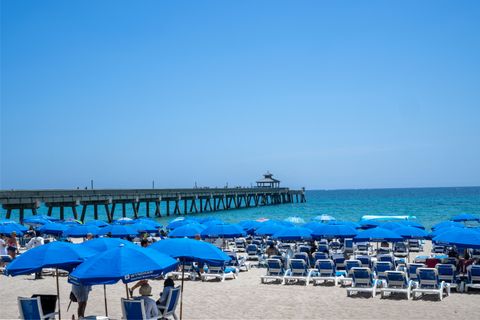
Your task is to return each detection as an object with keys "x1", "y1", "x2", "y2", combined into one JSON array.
[{"x1": 134, "y1": 283, "x2": 158, "y2": 320}]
